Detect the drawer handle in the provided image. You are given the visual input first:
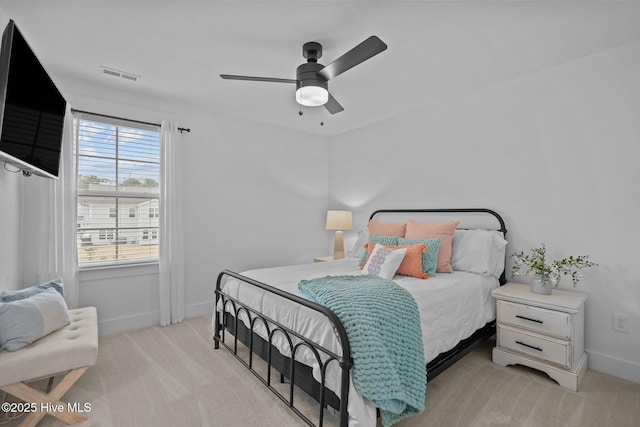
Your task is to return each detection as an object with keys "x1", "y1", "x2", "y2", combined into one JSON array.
[
  {"x1": 516, "y1": 341, "x2": 543, "y2": 352},
  {"x1": 516, "y1": 315, "x2": 543, "y2": 324}
]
